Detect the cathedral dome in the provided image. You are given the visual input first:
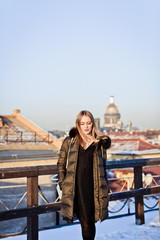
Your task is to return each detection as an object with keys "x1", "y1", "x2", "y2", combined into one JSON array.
[
  {"x1": 104, "y1": 96, "x2": 121, "y2": 129},
  {"x1": 105, "y1": 96, "x2": 119, "y2": 115},
  {"x1": 106, "y1": 103, "x2": 119, "y2": 114}
]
